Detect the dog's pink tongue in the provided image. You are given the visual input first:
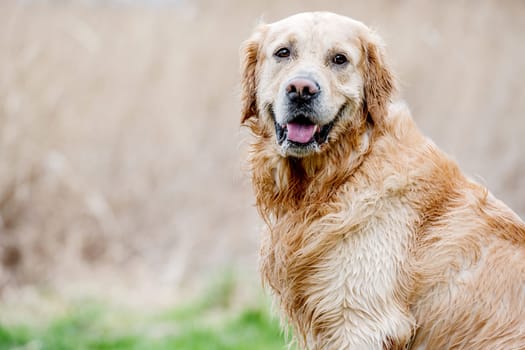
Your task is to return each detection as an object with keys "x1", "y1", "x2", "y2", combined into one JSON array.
[{"x1": 287, "y1": 123, "x2": 316, "y2": 143}]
